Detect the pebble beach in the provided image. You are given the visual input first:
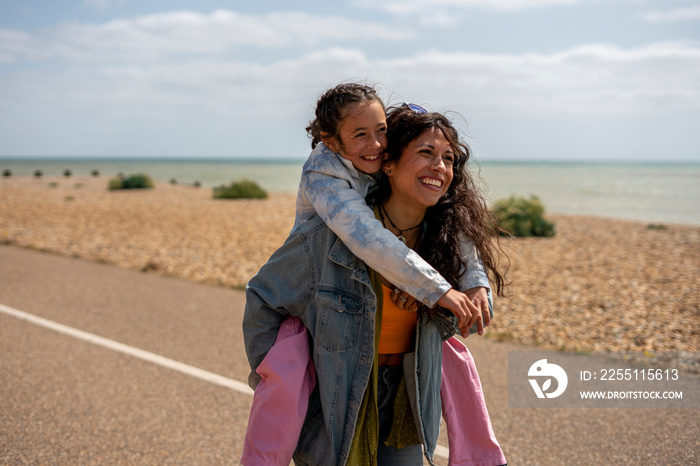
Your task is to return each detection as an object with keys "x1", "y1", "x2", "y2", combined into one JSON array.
[{"x1": 1, "y1": 175, "x2": 698, "y2": 369}]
